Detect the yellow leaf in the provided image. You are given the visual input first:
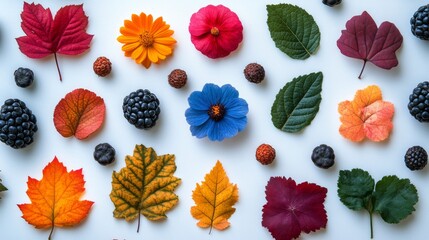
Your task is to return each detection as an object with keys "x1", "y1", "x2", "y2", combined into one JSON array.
[
  {"x1": 190, "y1": 160, "x2": 239, "y2": 233},
  {"x1": 110, "y1": 144, "x2": 181, "y2": 232}
]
